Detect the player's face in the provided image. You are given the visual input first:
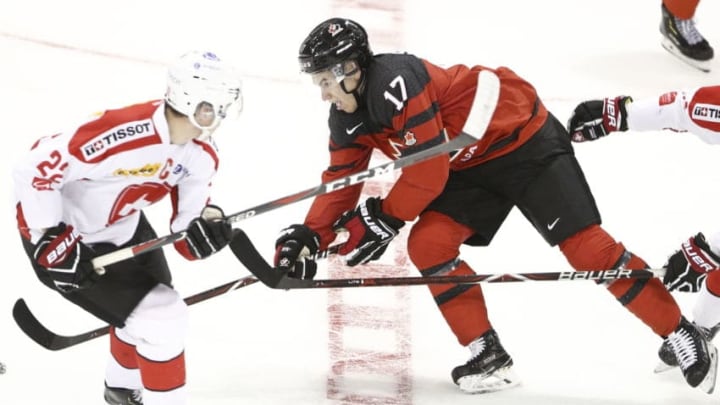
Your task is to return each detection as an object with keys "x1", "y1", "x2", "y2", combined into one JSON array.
[
  {"x1": 311, "y1": 71, "x2": 358, "y2": 113},
  {"x1": 310, "y1": 60, "x2": 364, "y2": 113}
]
